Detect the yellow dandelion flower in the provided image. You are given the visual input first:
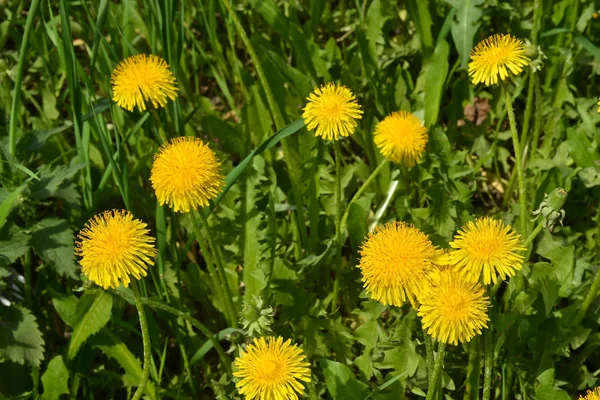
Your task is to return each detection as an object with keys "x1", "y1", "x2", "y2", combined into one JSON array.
[
  {"x1": 446, "y1": 217, "x2": 525, "y2": 285},
  {"x1": 76, "y1": 210, "x2": 157, "y2": 290},
  {"x1": 418, "y1": 270, "x2": 490, "y2": 345},
  {"x1": 151, "y1": 137, "x2": 225, "y2": 213},
  {"x1": 468, "y1": 34, "x2": 530, "y2": 86},
  {"x1": 373, "y1": 111, "x2": 428, "y2": 167},
  {"x1": 302, "y1": 82, "x2": 363, "y2": 140},
  {"x1": 111, "y1": 54, "x2": 178, "y2": 112},
  {"x1": 358, "y1": 222, "x2": 437, "y2": 307},
  {"x1": 580, "y1": 387, "x2": 600, "y2": 400},
  {"x1": 234, "y1": 336, "x2": 311, "y2": 400}
]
